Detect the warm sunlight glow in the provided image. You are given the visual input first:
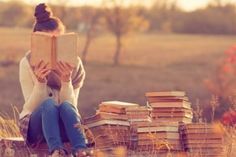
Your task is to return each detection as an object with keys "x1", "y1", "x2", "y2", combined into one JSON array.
[{"x1": 1, "y1": 0, "x2": 236, "y2": 11}]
